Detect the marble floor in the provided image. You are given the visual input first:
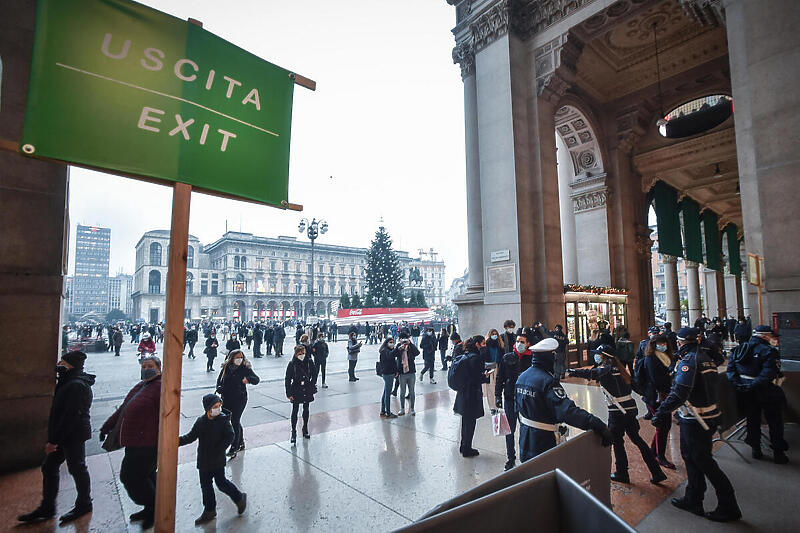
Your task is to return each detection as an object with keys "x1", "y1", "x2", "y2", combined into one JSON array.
[{"x1": 1, "y1": 377, "x2": 796, "y2": 532}]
